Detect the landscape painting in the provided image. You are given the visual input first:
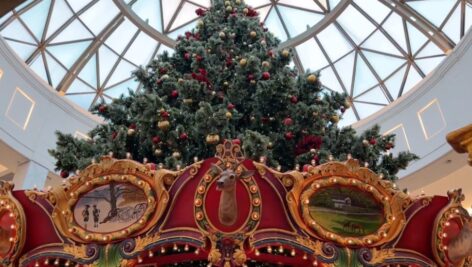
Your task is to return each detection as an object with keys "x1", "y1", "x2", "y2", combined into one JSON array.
[
  {"x1": 73, "y1": 182, "x2": 148, "y2": 233},
  {"x1": 308, "y1": 186, "x2": 385, "y2": 237}
]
